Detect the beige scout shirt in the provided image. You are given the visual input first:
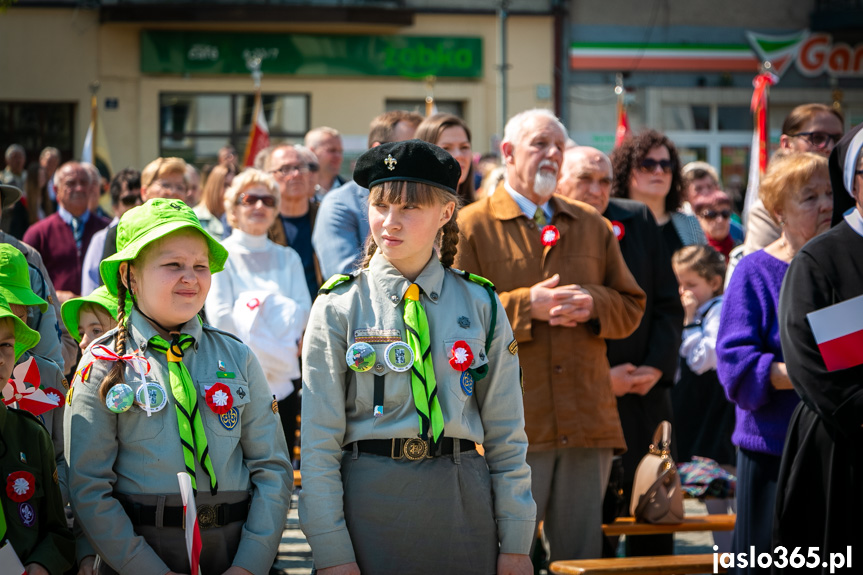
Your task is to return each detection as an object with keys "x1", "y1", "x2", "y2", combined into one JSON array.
[
  {"x1": 64, "y1": 310, "x2": 293, "y2": 575},
  {"x1": 299, "y1": 252, "x2": 536, "y2": 569}
]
